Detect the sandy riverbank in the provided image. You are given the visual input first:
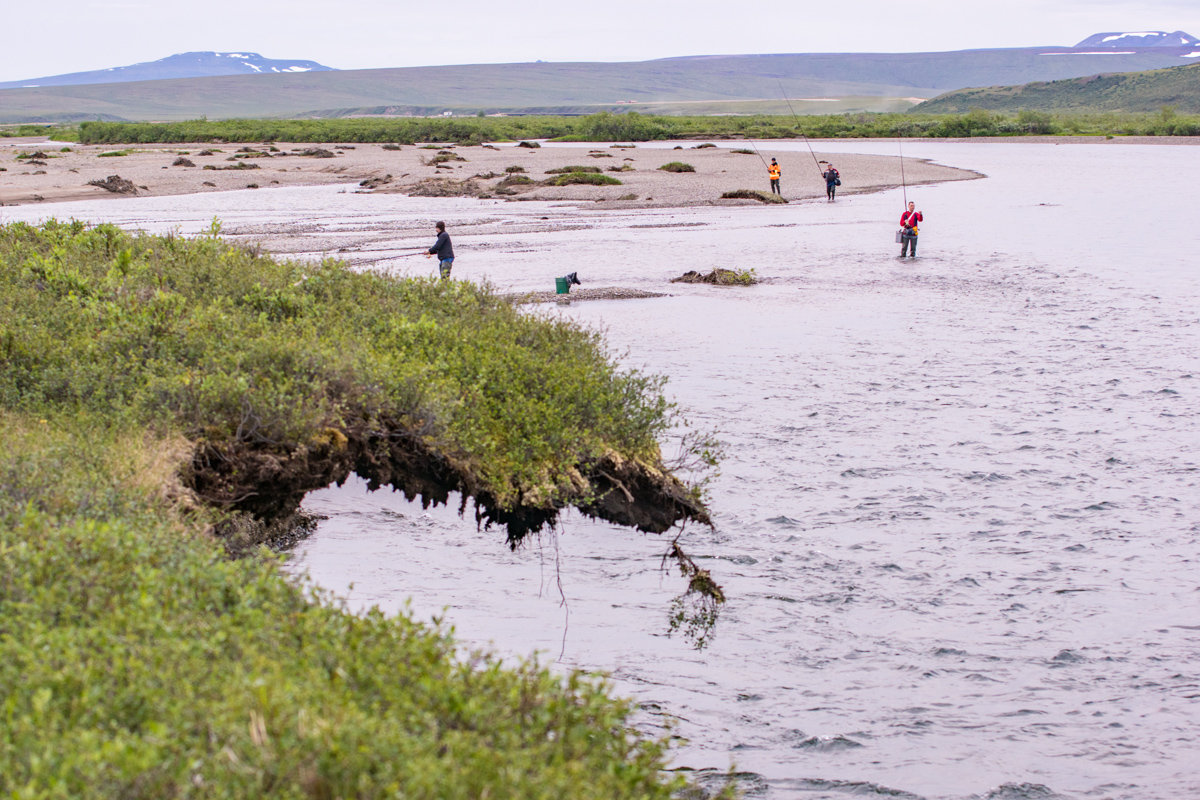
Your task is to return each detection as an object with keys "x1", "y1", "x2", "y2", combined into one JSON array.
[{"x1": 0, "y1": 137, "x2": 980, "y2": 209}]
